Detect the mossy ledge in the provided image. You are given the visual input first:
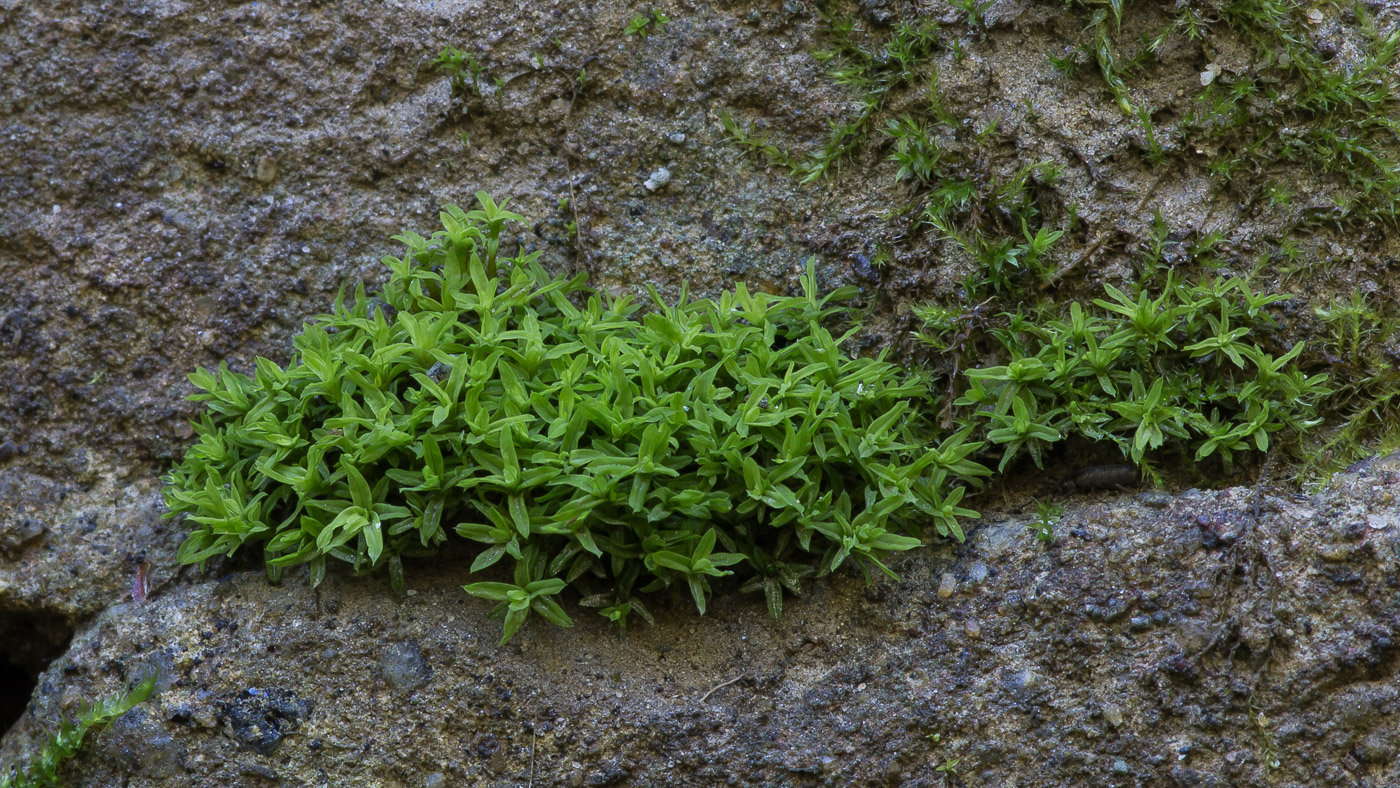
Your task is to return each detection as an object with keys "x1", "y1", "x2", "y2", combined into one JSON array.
[{"x1": 162, "y1": 193, "x2": 989, "y2": 643}]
